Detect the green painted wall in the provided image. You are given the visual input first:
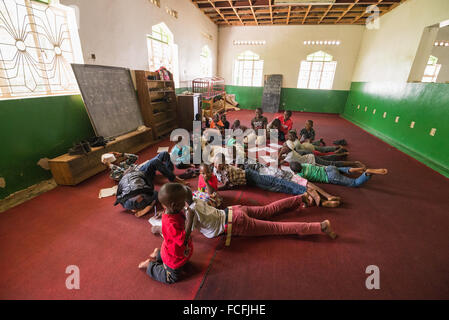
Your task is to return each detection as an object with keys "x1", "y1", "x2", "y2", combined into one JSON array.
[
  {"x1": 342, "y1": 82, "x2": 449, "y2": 178},
  {"x1": 0, "y1": 95, "x2": 95, "y2": 199},
  {"x1": 226, "y1": 85, "x2": 349, "y2": 113}
]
